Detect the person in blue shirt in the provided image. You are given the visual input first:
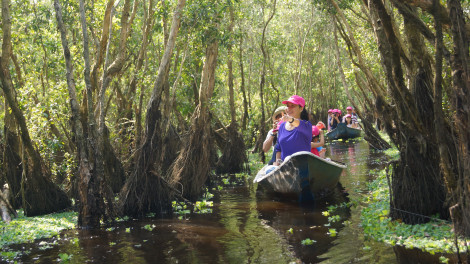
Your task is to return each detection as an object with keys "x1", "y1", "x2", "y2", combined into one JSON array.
[{"x1": 330, "y1": 109, "x2": 341, "y2": 130}]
